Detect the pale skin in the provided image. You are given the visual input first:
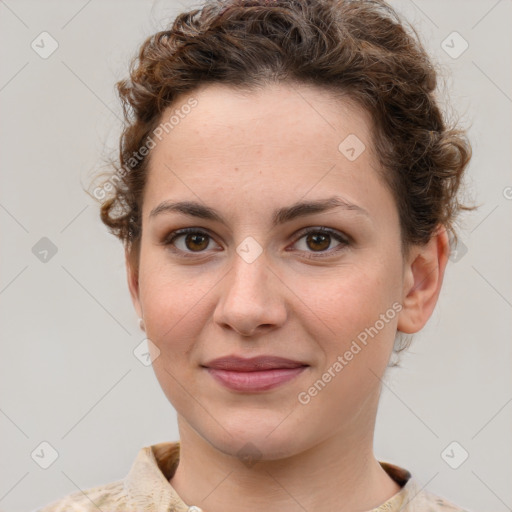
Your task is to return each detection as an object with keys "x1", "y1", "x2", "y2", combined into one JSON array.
[{"x1": 126, "y1": 82, "x2": 450, "y2": 512}]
